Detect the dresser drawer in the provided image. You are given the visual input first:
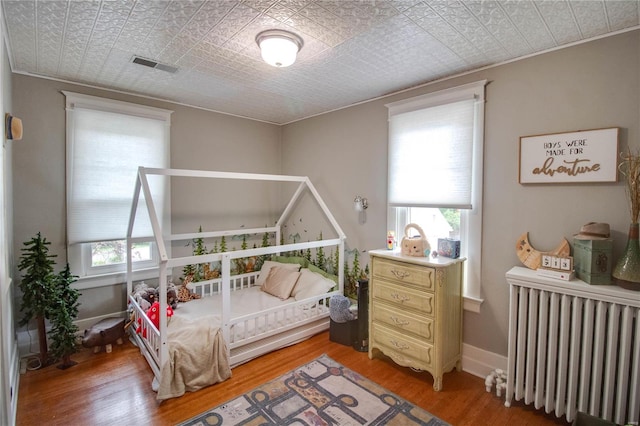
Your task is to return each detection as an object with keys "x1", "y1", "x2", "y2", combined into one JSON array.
[
  {"x1": 373, "y1": 258, "x2": 435, "y2": 290},
  {"x1": 372, "y1": 302, "x2": 433, "y2": 342},
  {"x1": 372, "y1": 280, "x2": 434, "y2": 315},
  {"x1": 371, "y1": 323, "x2": 433, "y2": 368}
]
